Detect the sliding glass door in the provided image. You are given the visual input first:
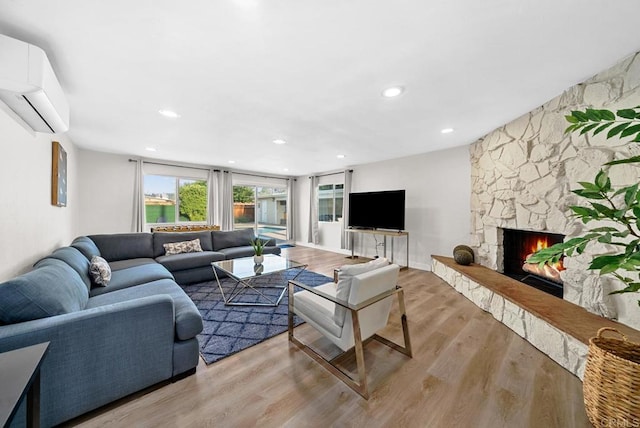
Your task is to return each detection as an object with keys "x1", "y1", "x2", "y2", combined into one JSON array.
[{"x1": 233, "y1": 185, "x2": 287, "y2": 243}]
